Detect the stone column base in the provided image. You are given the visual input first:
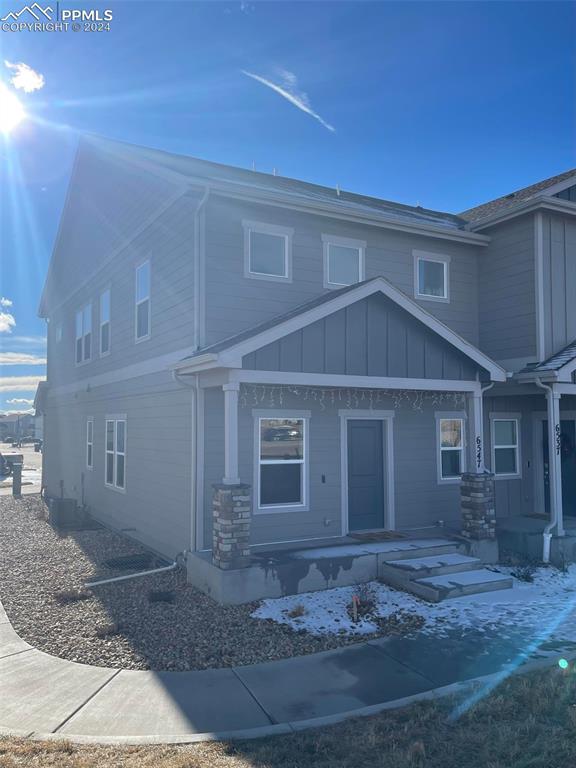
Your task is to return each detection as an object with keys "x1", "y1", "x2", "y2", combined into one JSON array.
[
  {"x1": 212, "y1": 483, "x2": 252, "y2": 570},
  {"x1": 461, "y1": 472, "x2": 496, "y2": 540}
]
